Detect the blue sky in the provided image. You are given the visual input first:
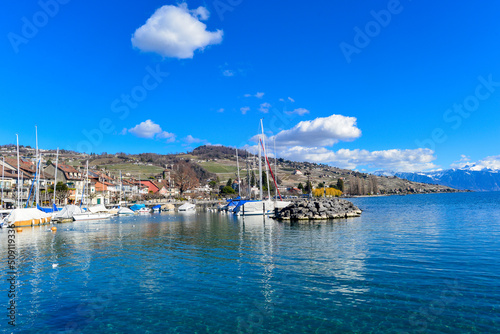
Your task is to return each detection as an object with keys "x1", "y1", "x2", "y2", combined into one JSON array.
[{"x1": 1, "y1": 0, "x2": 500, "y2": 172}]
